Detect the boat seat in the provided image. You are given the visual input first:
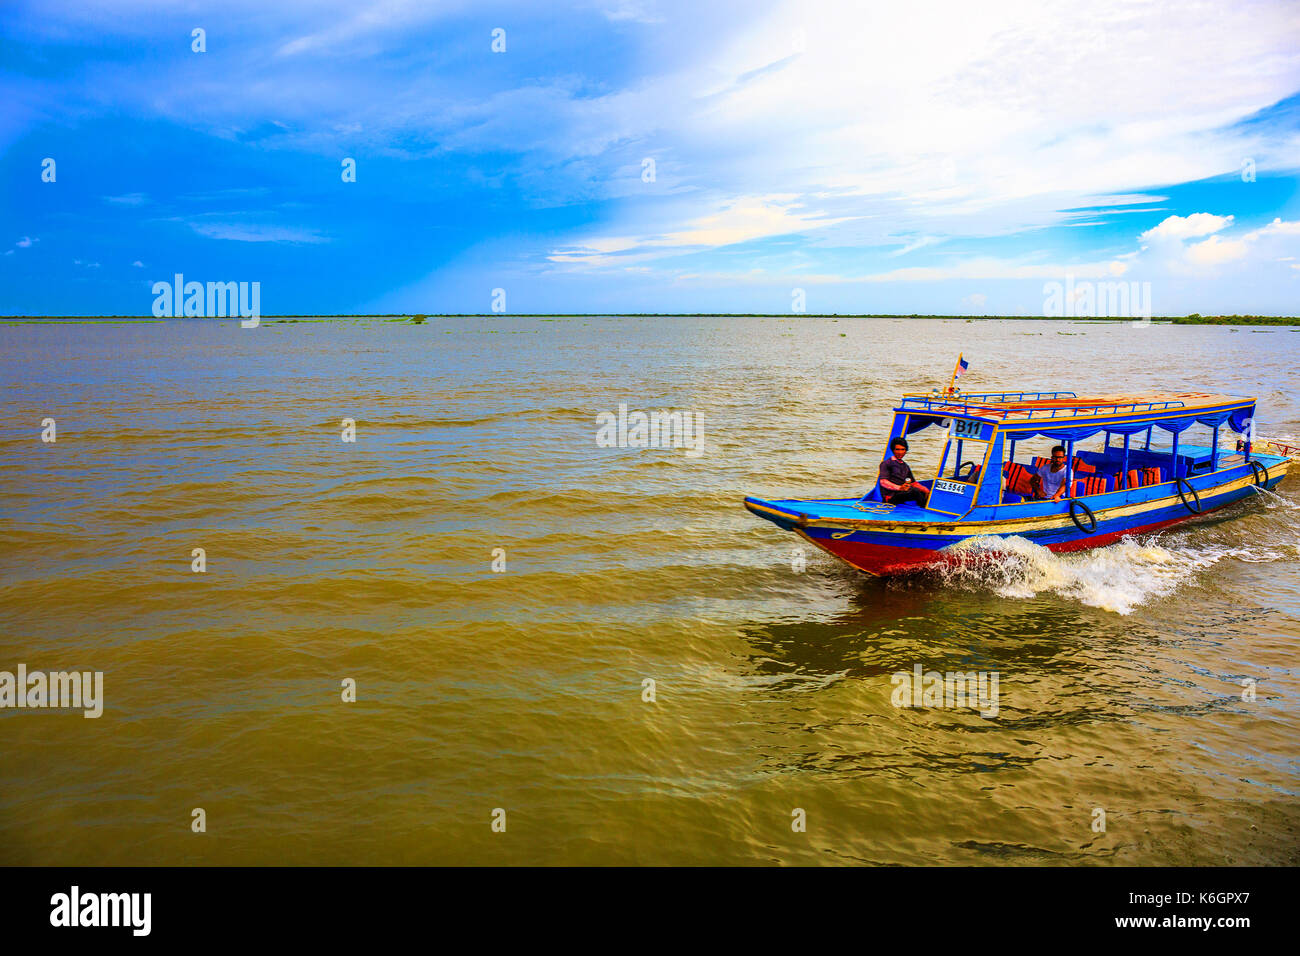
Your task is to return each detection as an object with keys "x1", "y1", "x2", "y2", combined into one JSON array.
[
  {"x1": 1004, "y1": 462, "x2": 1035, "y2": 499},
  {"x1": 1032, "y1": 455, "x2": 1096, "y2": 474},
  {"x1": 1123, "y1": 466, "x2": 1164, "y2": 488},
  {"x1": 1072, "y1": 475, "x2": 1109, "y2": 497}
]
